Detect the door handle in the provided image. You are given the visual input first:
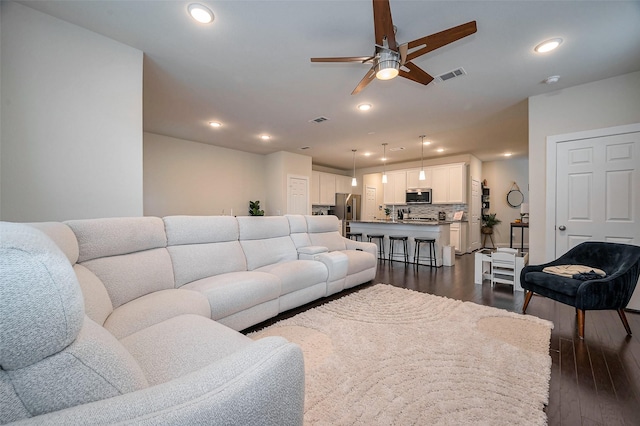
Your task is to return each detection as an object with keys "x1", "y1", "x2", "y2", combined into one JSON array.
[{"x1": 558, "y1": 225, "x2": 566, "y2": 231}]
